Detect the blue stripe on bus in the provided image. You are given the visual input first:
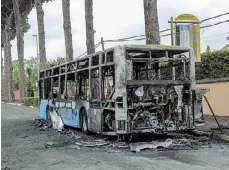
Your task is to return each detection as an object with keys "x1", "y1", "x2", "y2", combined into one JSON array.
[
  {"x1": 58, "y1": 107, "x2": 72, "y2": 120},
  {"x1": 39, "y1": 103, "x2": 47, "y2": 120},
  {"x1": 62, "y1": 118, "x2": 73, "y2": 126},
  {"x1": 72, "y1": 109, "x2": 80, "y2": 128},
  {"x1": 58, "y1": 107, "x2": 80, "y2": 128},
  {"x1": 39, "y1": 100, "x2": 80, "y2": 129}
]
